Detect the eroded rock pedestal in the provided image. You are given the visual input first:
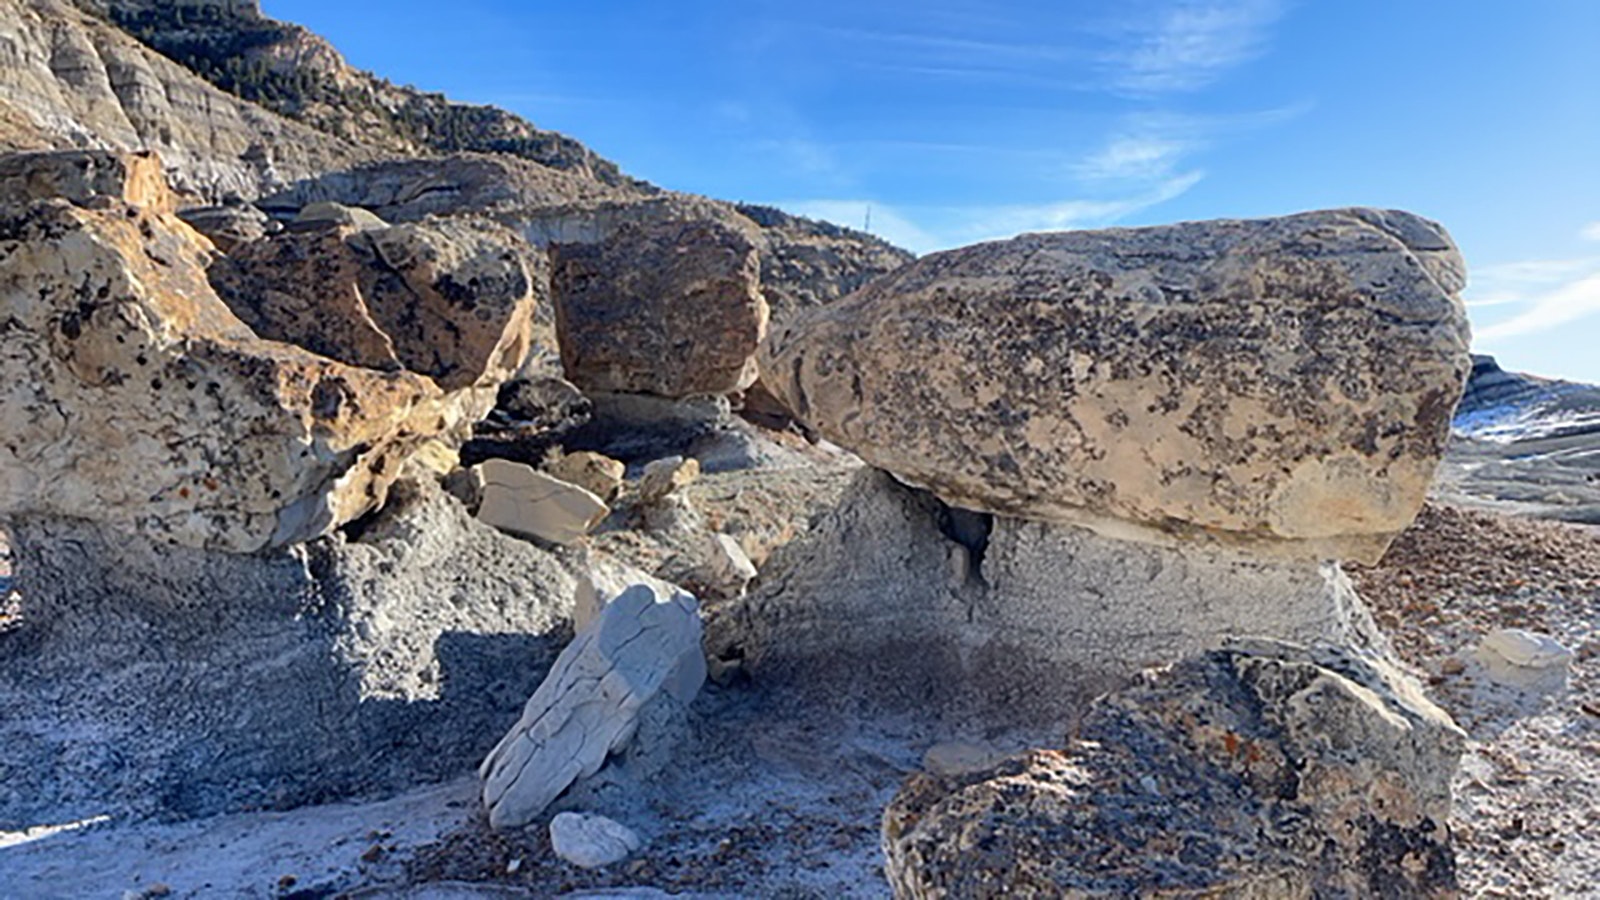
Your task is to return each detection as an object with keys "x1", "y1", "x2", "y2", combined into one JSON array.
[{"x1": 720, "y1": 469, "x2": 1388, "y2": 720}]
